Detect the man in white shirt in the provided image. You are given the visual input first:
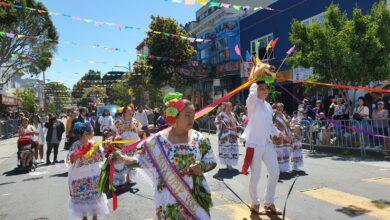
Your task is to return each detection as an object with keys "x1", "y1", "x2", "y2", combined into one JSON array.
[
  {"x1": 242, "y1": 62, "x2": 283, "y2": 215},
  {"x1": 134, "y1": 106, "x2": 150, "y2": 136}
]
